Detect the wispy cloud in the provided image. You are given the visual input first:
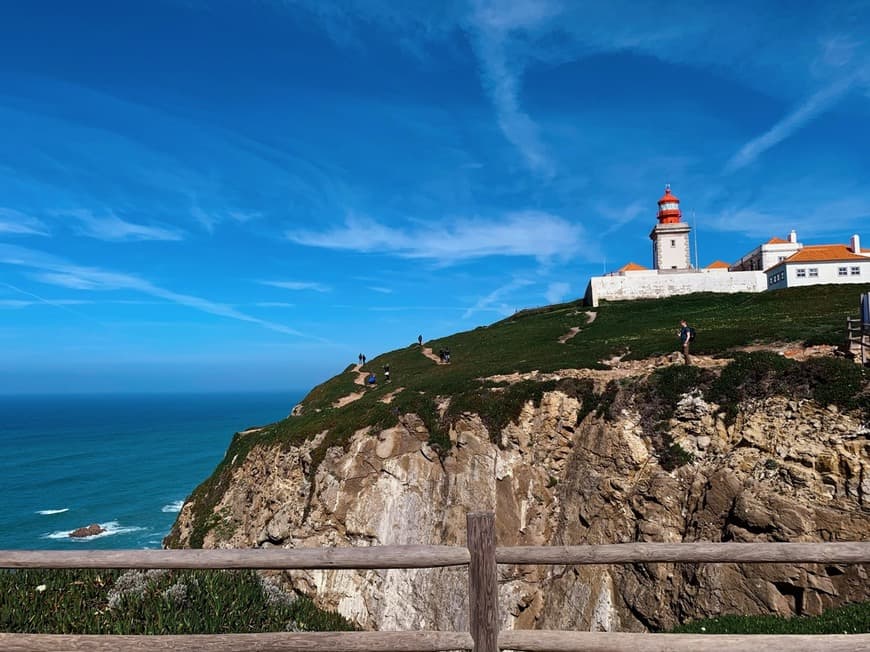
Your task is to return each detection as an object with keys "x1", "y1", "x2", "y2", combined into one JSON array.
[
  {"x1": 255, "y1": 301, "x2": 296, "y2": 308},
  {"x1": 57, "y1": 209, "x2": 184, "y2": 241},
  {"x1": 287, "y1": 211, "x2": 588, "y2": 262},
  {"x1": 260, "y1": 280, "x2": 331, "y2": 292},
  {"x1": 726, "y1": 76, "x2": 857, "y2": 172},
  {"x1": 368, "y1": 286, "x2": 393, "y2": 294},
  {"x1": 0, "y1": 298, "x2": 92, "y2": 308},
  {"x1": 462, "y1": 277, "x2": 533, "y2": 320},
  {"x1": 0, "y1": 245, "x2": 308, "y2": 337},
  {"x1": 545, "y1": 281, "x2": 570, "y2": 304},
  {"x1": 466, "y1": 0, "x2": 559, "y2": 176},
  {"x1": 0, "y1": 208, "x2": 49, "y2": 236}
]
